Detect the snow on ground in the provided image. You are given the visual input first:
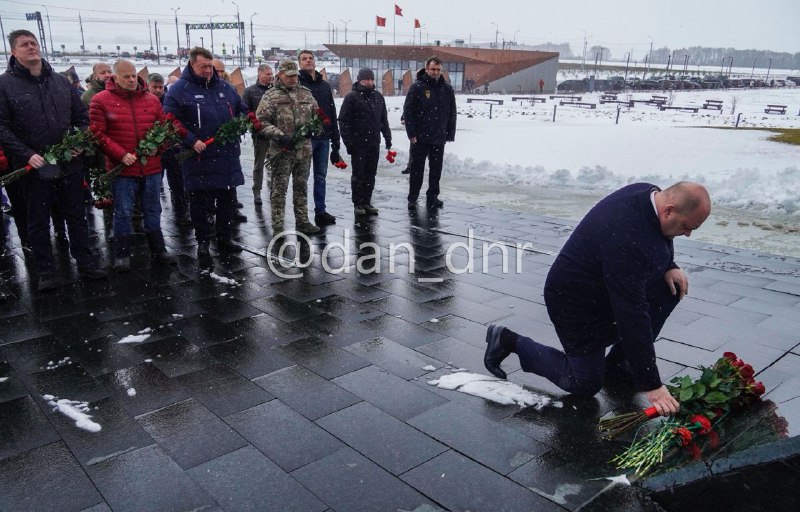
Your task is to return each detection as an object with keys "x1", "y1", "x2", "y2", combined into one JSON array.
[
  {"x1": 118, "y1": 334, "x2": 151, "y2": 344},
  {"x1": 429, "y1": 371, "x2": 553, "y2": 409},
  {"x1": 43, "y1": 394, "x2": 102, "y2": 432}
]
